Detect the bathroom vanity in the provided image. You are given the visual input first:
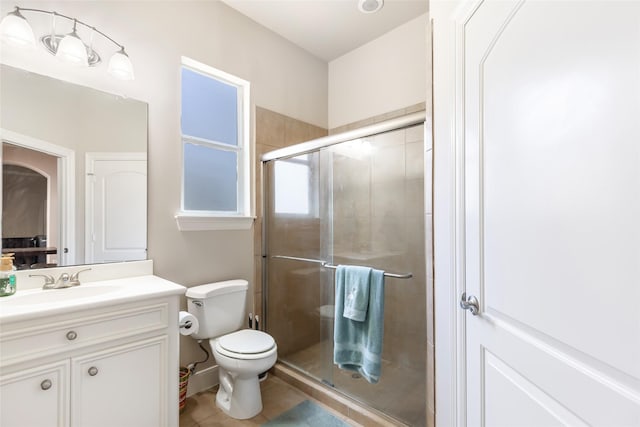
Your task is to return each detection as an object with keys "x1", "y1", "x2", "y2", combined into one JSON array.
[{"x1": 0, "y1": 261, "x2": 184, "y2": 427}]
